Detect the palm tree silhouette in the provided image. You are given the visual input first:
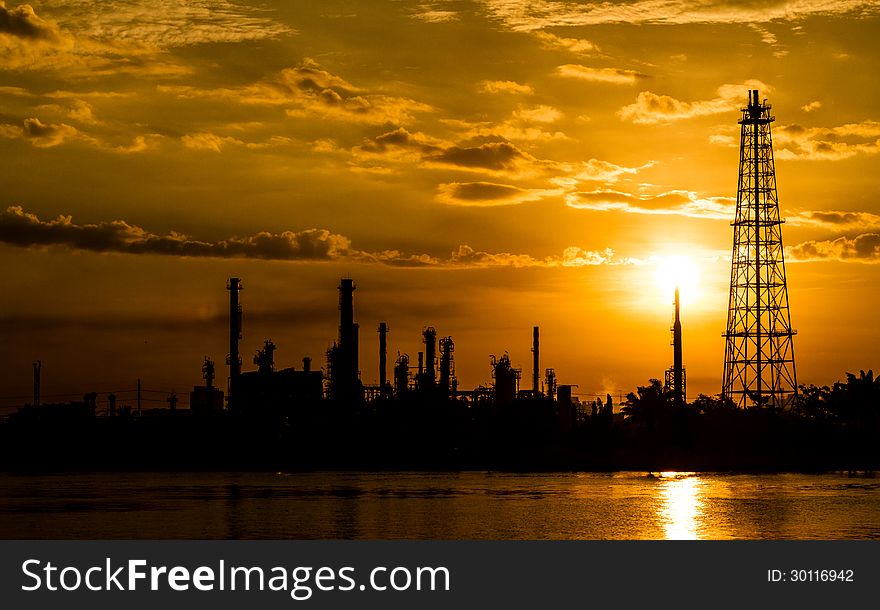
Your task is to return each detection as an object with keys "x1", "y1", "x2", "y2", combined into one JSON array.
[{"x1": 622, "y1": 379, "x2": 671, "y2": 429}]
